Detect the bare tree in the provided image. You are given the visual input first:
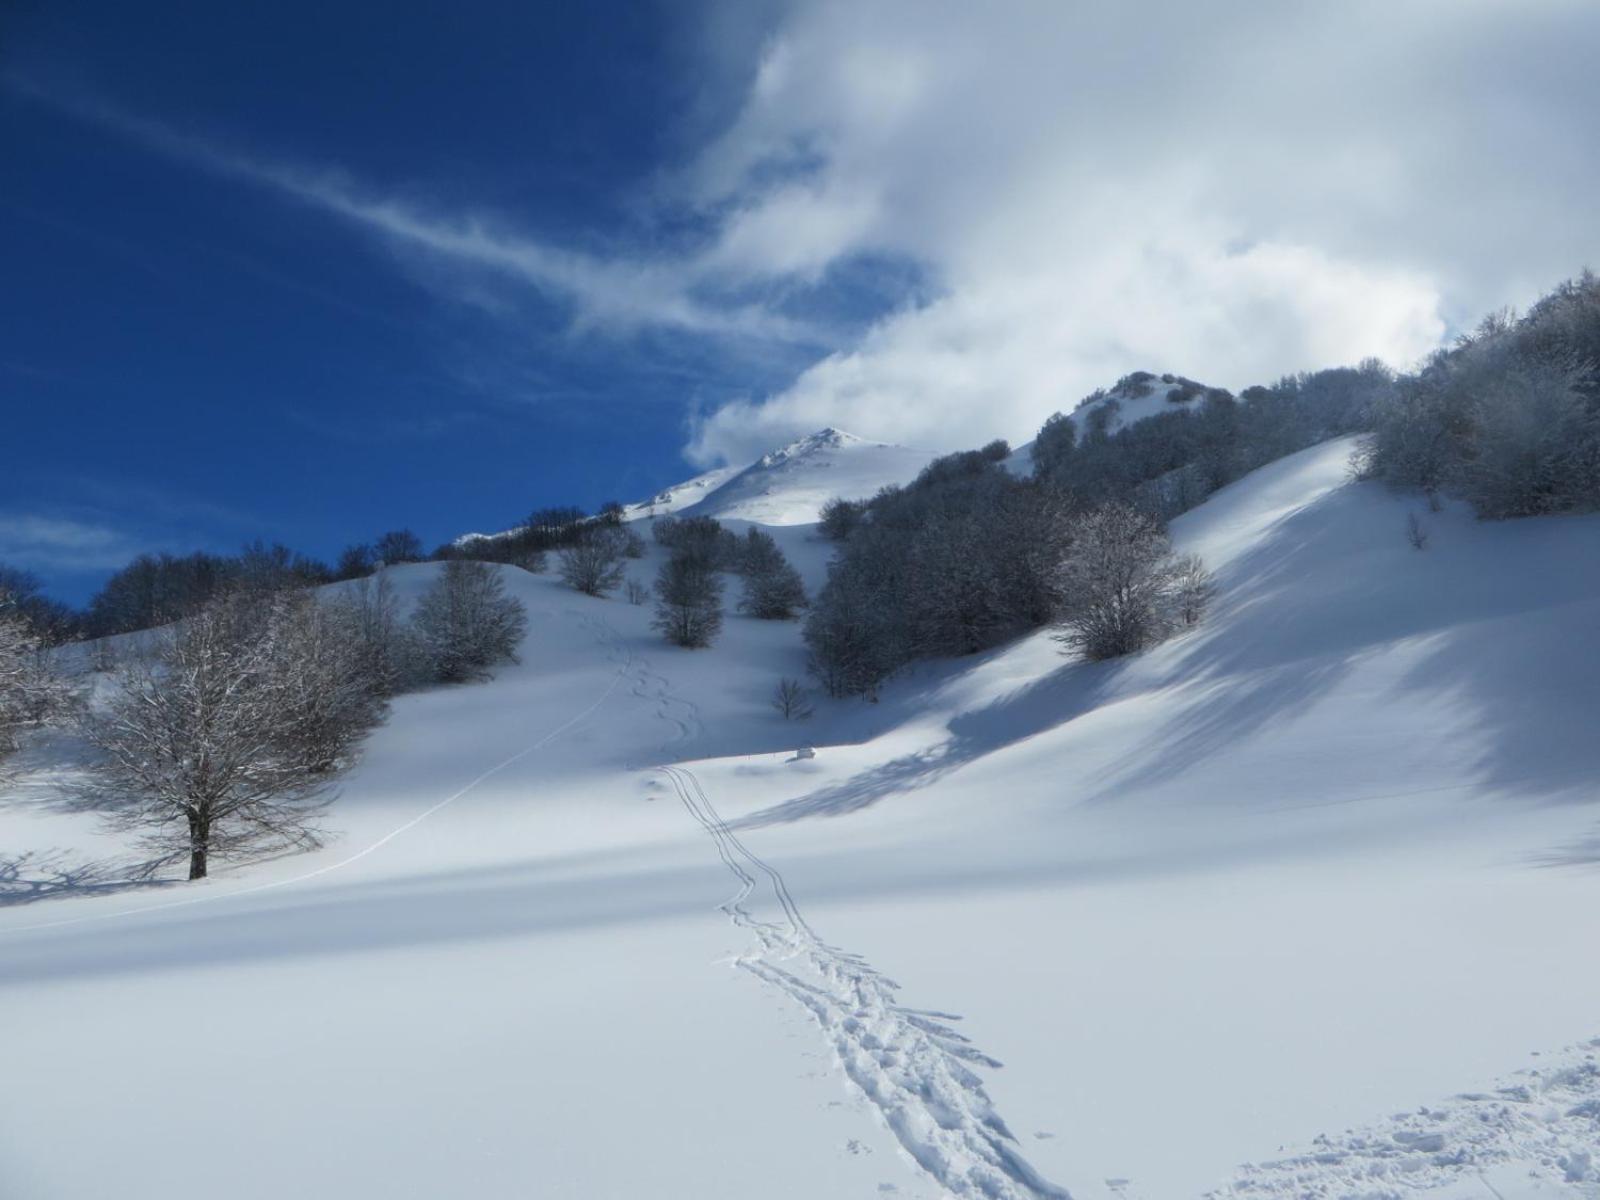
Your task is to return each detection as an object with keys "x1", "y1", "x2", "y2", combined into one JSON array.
[
  {"x1": 80, "y1": 595, "x2": 331, "y2": 880},
  {"x1": 558, "y1": 530, "x2": 627, "y2": 597},
  {"x1": 1406, "y1": 512, "x2": 1430, "y2": 550},
  {"x1": 771, "y1": 678, "x2": 813, "y2": 720},
  {"x1": 653, "y1": 554, "x2": 723, "y2": 648},
  {"x1": 413, "y1": 561, "x2": 529, "y2": 683},
  {"x1": 373, "y1": 529, "x2": 425, "y2": 564},
  {"x1": 335, "y1": 543, "x2": 378, "y2": 580}
]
